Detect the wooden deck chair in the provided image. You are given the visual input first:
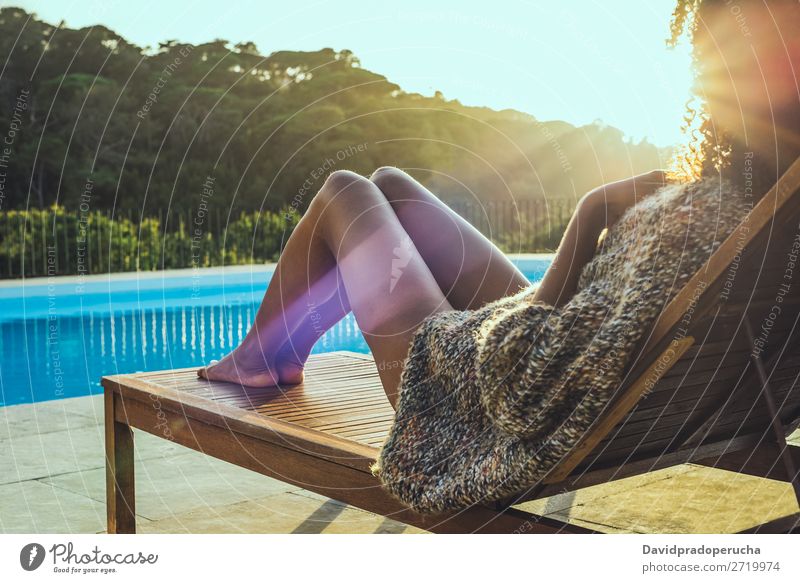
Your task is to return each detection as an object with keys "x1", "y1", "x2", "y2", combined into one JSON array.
[{"x1": 102, "y1": 160, "x2": 800, "y2": 534}]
